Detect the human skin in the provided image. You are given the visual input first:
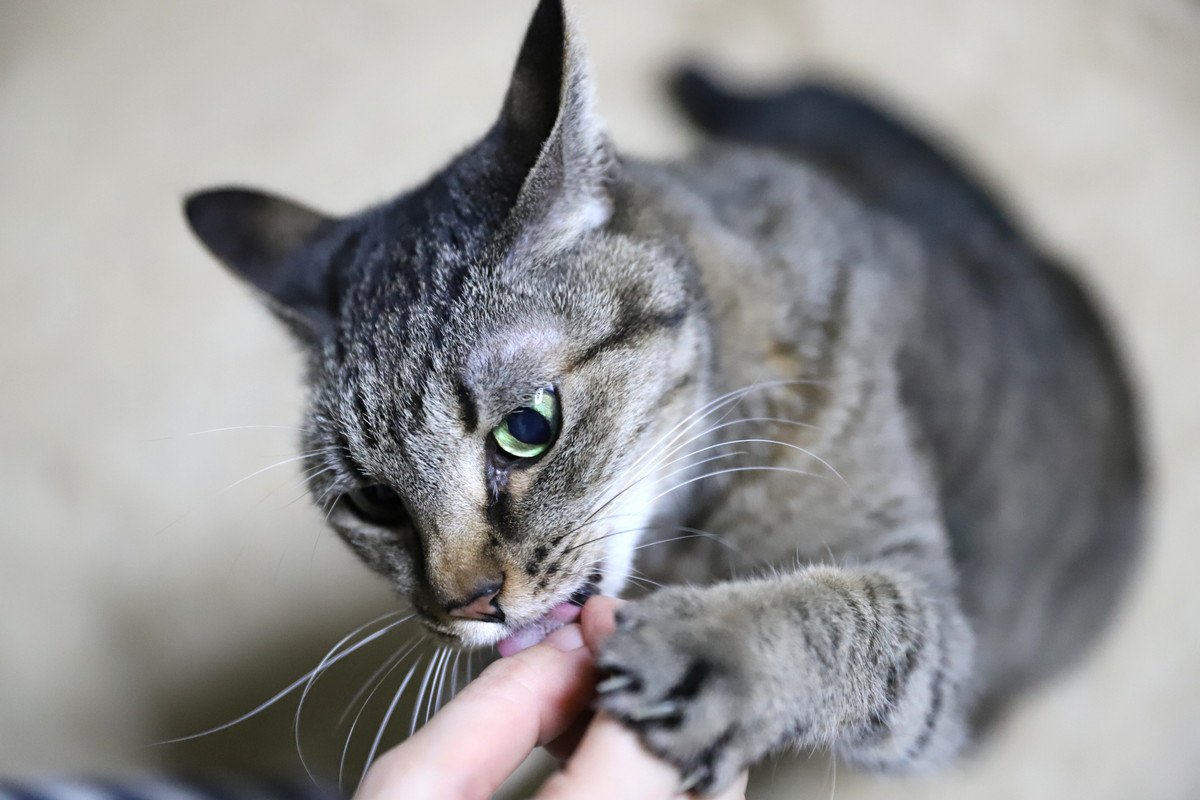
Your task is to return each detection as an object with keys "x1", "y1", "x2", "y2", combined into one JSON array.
[{"x1": 354, "y1": 596, "x2": 748, "y2": 800}]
